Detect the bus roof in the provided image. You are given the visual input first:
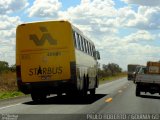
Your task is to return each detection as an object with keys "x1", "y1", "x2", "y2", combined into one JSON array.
[
  {"x1": 18, "y1": 20, "x2": 95, "y2": 46},
  {"x1": 71, "y1": 25, "x2": 94, "y2": 45},
  {"x1": 18, "y1": 19, "x2": 68, "y2": 25}
]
